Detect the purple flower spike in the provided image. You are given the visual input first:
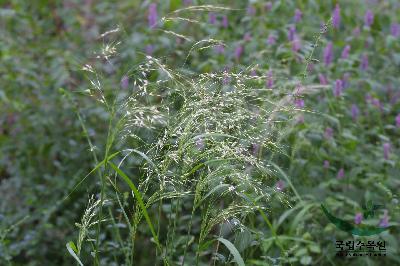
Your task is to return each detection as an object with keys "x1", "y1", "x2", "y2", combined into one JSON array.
[
  {"x1": 364, "y1": 10, "x2": 374, "y2": 27},
  {"x1": 360, "y1": 54, "x2": 369, "y2": 71},
  {"x1": 183, "y1": 0, "x2": 193, "y2": 5},
  {"x1": 383, "y1": 143, "x2": 391, "y2": 160},
  {"x1": 145, "y1": 44, "x2": 154, "y2": 55},
  {"x1": 324, "y1": 127, "x2": 333, "y2": 139},
  {"x1": 396, "y1": 114, "x2": 400, "y2": 127},
  {"x1": 267, "y1": 34, "x2": 277, "y2": 45},
  {"x1": 332, "y1": 4, "x2": 341, "y2": 29},
  {"x1": 276, "y1": 180, "x2": 285, "y2": 191},
  {"x1": 294, "y1": 9, "x2": 302, "y2": 23},
  {"x1": 324, "y1": 160, "x2": 330, "y2": 169},
  {"x1": 391, "y1": 23, "x2": 400, "y2": 37},
  {"x1": 351, "y1": 104, "x2": 360, "y2": 121},
  {"x1": 319, "y1": 74, "x2": 328, "y2": 85},
  {"x1": 292, "y1": 35, "x2": 301, "y2": 52},
  {"x1": 379, "y1": 210, "x2": 389, "y2": 228},
  {"x1": 337, "y1": 168, "x2": 345, "y2": 179},
  {"x1": 120, "y1": 76, "x2": 129, "y2": 89},
  {"x1": 323, "y1": 42, "x2": 333, "y2": 66},
  {"x1": 264, "y1": 2, "x2": 273, "y2": 11},
  {"x1": 148, "y1": 3, "x2": 158, "y2": 28},
  {"x1": 371, "y1": 98, "x2": 381, "y2": 110},
  {"x1": 247, "y1": 5, "x2": 256, "y2": 16},
  {"x1": 244, "y1": 33, "x2": 252, "y2": 41},
  {"x1": 215, "y1": 44, "x2": 225, "y2": 54},
  {"x1": 334, "y1": 79, "x2": 343, "y2": 97},
  {"x1": 288, "y1": 25, "x2": 296, "y2": 41},
  {"x1": 234, "y1": 45, "x2": 244, "y2": 60},
  {"x1": 342, "y1": 73, "x2": 350, "y2": 88},
  {"x1": 294, "y1": 98, "x2": 305, "y2": 108},
  {"x1": 341, "y1": 45, "x2": 351, "y2": 59},
  {"x1": 209, "y1": 12, "x2": 217, "y2": 24},
  {"x1": 221, "y1": 15, "x2": 228, "y2": 28},
  {"x1": 266, "y1": 70, "x2": 274, "y2": 88},
  {"x1": 354, "y1": 213, "x2": 363, "y2": 225}
]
